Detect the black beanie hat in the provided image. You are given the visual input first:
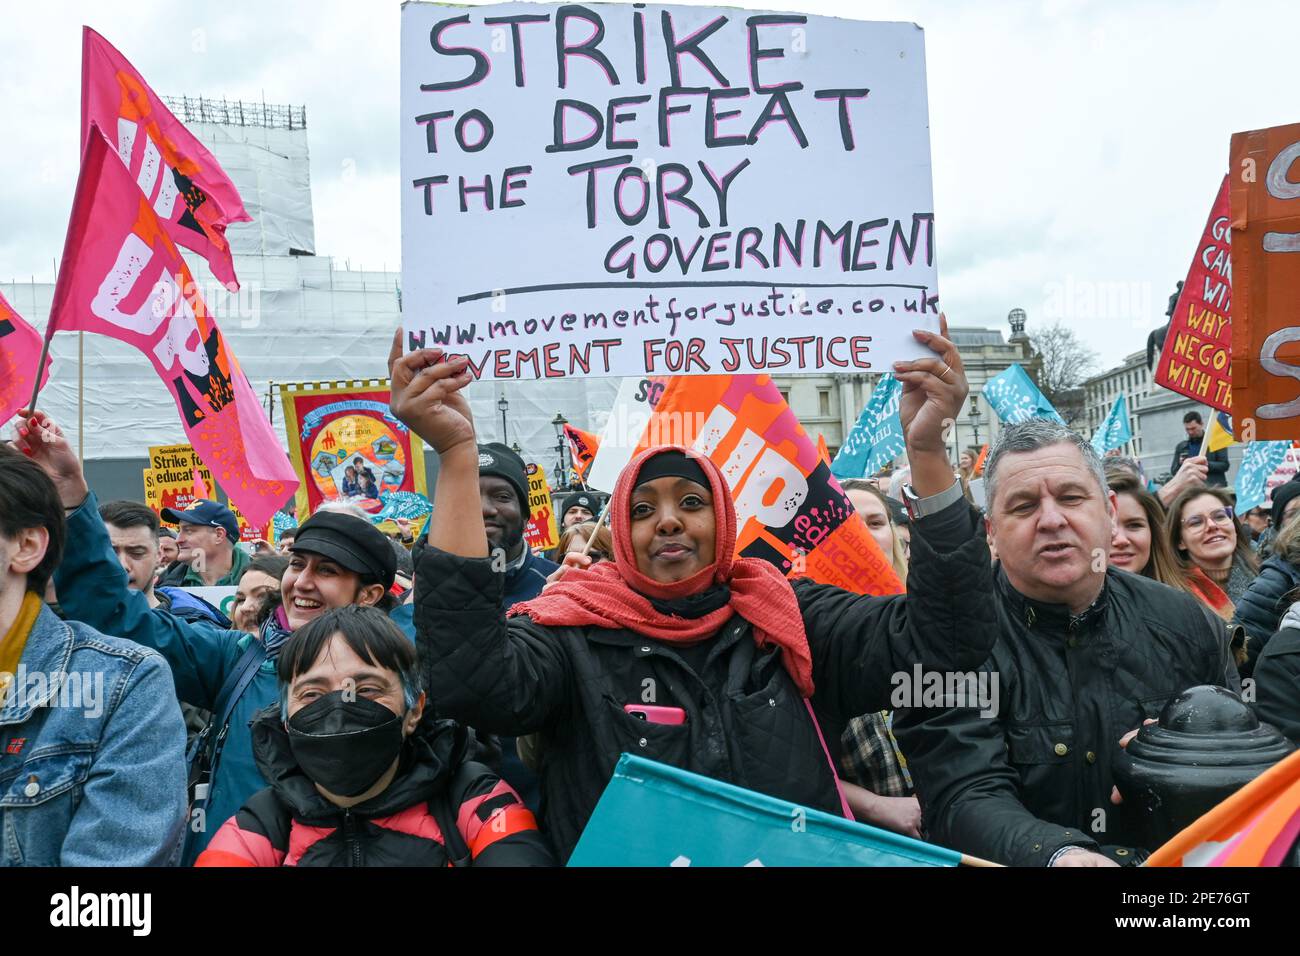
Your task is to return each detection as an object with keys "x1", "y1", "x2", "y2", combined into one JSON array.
[
  {"x1": 560, "y1": 490, "x2": 602, "y2": 523},
  {"x1": 477, "y1": 443, "x2": 529, "y2": 510},
  {"x1": 635, "y1": 449, "x2": 709, "y2": 488},
  {"x1": 1272, "y1": 477, "x2": 1300, "y2": 529}
]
